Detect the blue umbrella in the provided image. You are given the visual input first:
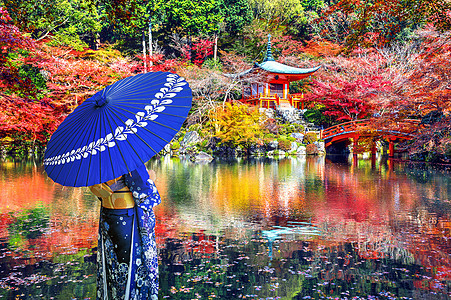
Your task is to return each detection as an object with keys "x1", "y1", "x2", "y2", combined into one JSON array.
[{"x1": 44, "y1": 71, "x2": 192, "y2": 187}]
